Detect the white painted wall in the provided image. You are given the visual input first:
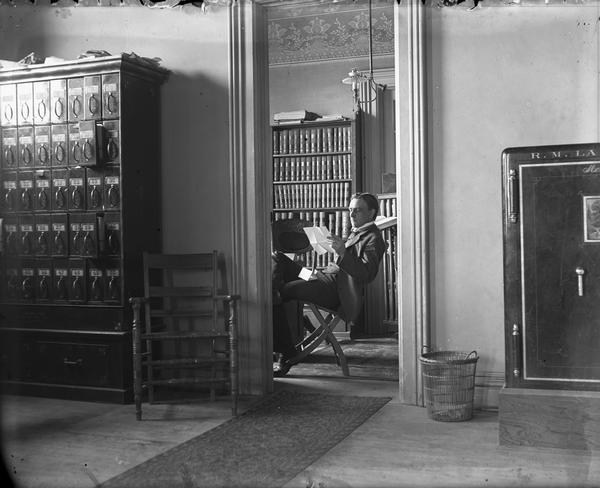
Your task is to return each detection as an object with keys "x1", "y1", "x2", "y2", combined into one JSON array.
[
  {"x1": 270, "y1": 59, "x2": 360, "y2": 121},
  {"x1": 0, "y1": 4, "x2": 233, "y2": 258},
  {"x1": 426, "y1": 4, "x2": 600, "y2": 380}
]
